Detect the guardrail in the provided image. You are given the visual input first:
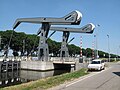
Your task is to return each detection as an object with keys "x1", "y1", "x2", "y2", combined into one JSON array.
[{"x1": 50, "y1": 57, "x2": 79, "y2": 62}]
